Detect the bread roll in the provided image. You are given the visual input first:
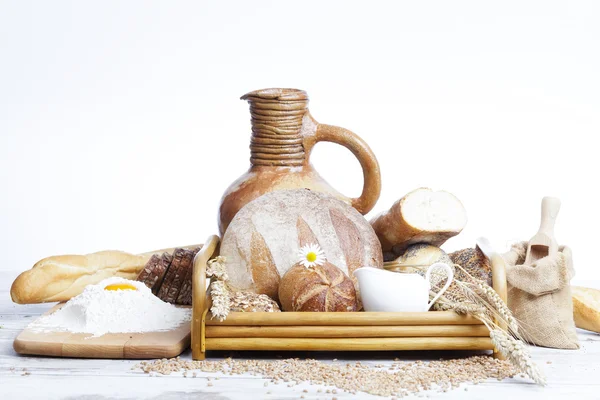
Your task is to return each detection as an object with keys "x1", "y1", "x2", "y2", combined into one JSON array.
[
  {"x1": 278, "y1": 262, "x2": 357, "y2": 312},
  {"x1": 370, "y1": 188, "x2": 467, "y2": 254},
  {"x1": 10, "y1": 251, "x2": 152, "y2": 304},
  {"x1": 572, "y1": 286, "x2": 600, "y2": 333},
  {"x1": 450, "y1": 247, "x2": 492, "y2": 286},
  {"x1": 220, "y1": 189, "x2": 383, "y2": 301},
  {"x1": 389, "y1": 244, "x2": 452, "y2": 272}
]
